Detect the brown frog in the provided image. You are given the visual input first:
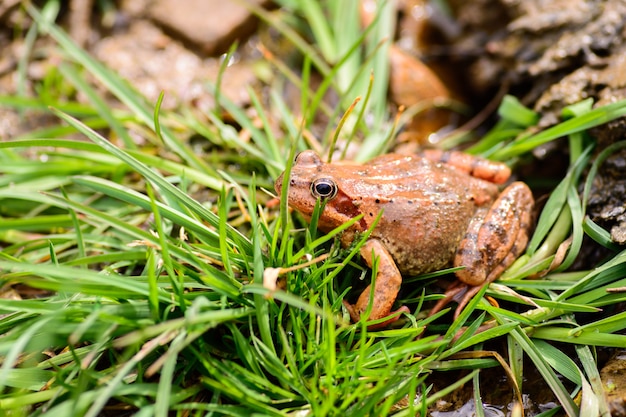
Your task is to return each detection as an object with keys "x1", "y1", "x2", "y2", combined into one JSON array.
[{"x1": 274, "y1": 150, "x2": 534, "y2": 326}]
